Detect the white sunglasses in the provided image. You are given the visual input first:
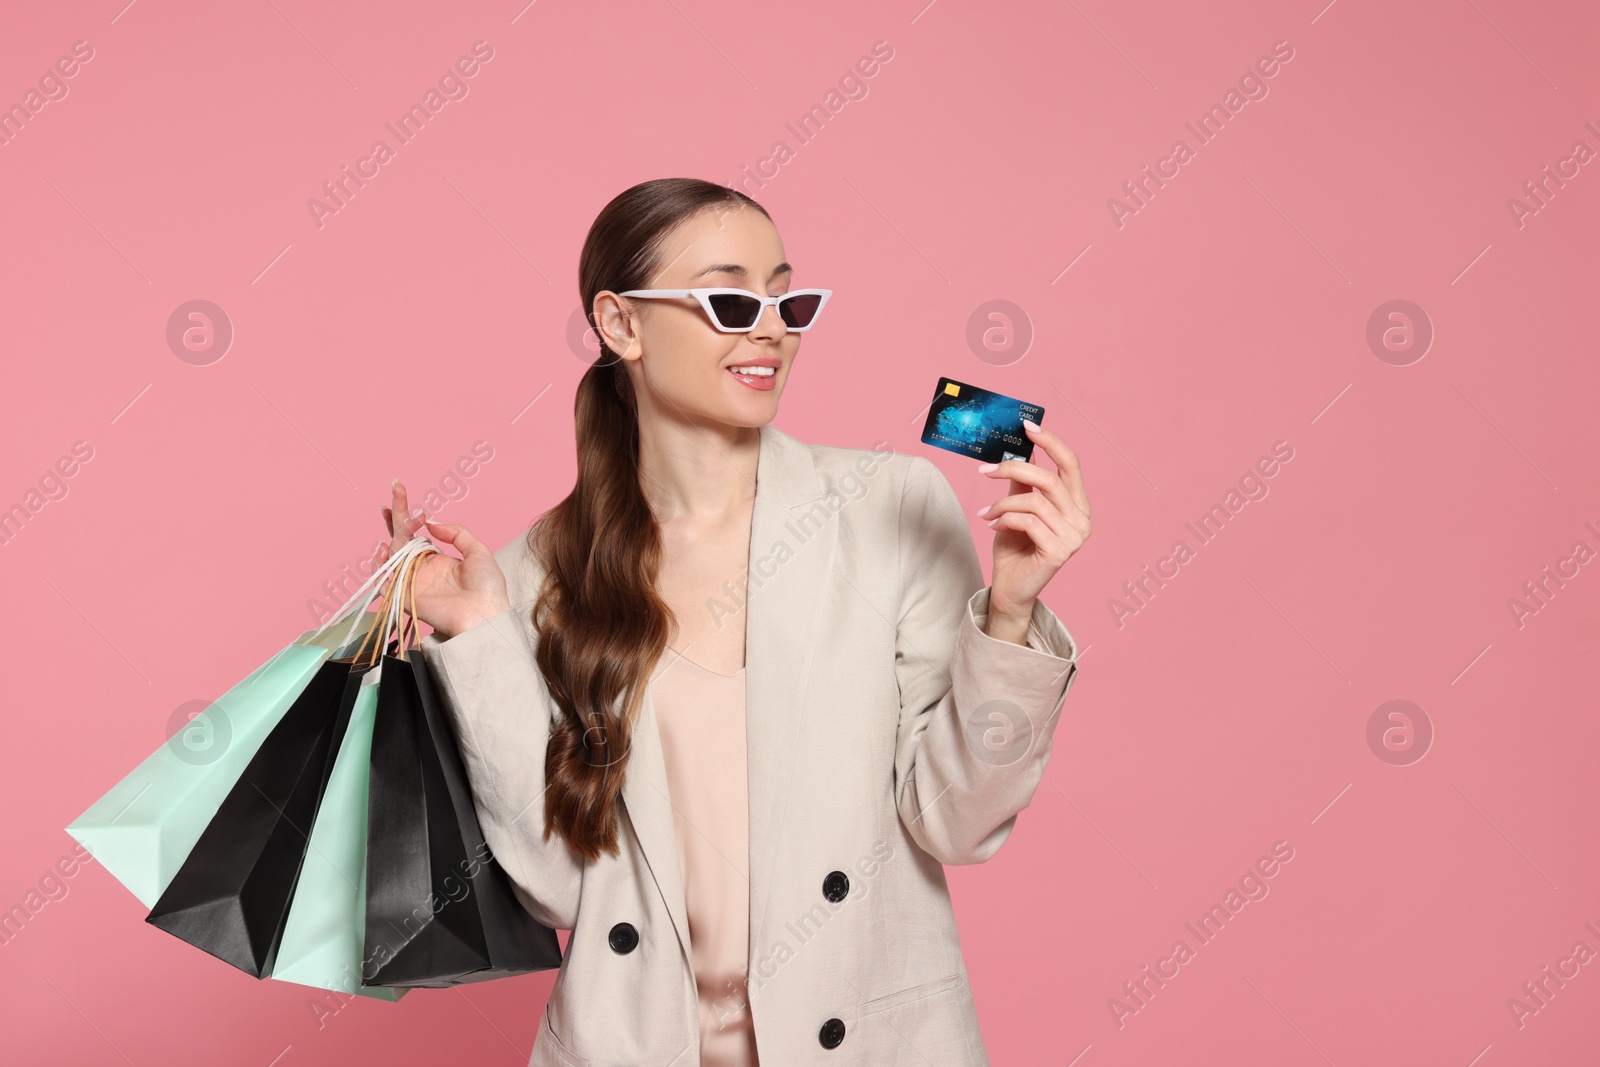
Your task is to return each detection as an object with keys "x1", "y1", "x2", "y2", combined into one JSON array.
[{"x1": 618, "y1": 287, "x2": 833, "y2": 333}]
